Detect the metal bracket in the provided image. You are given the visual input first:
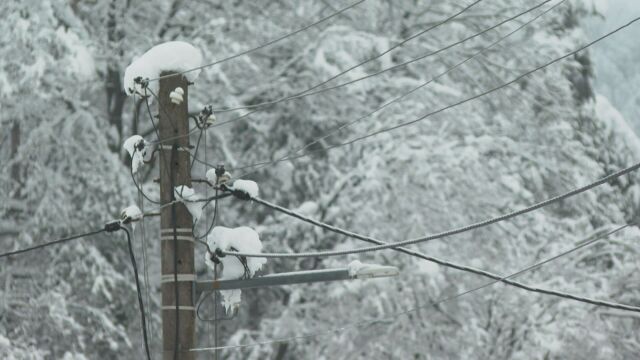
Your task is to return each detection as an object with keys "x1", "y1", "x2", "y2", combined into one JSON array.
[{"x1": 195, "y1": 266, "x2": 399, "y2": 298}]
